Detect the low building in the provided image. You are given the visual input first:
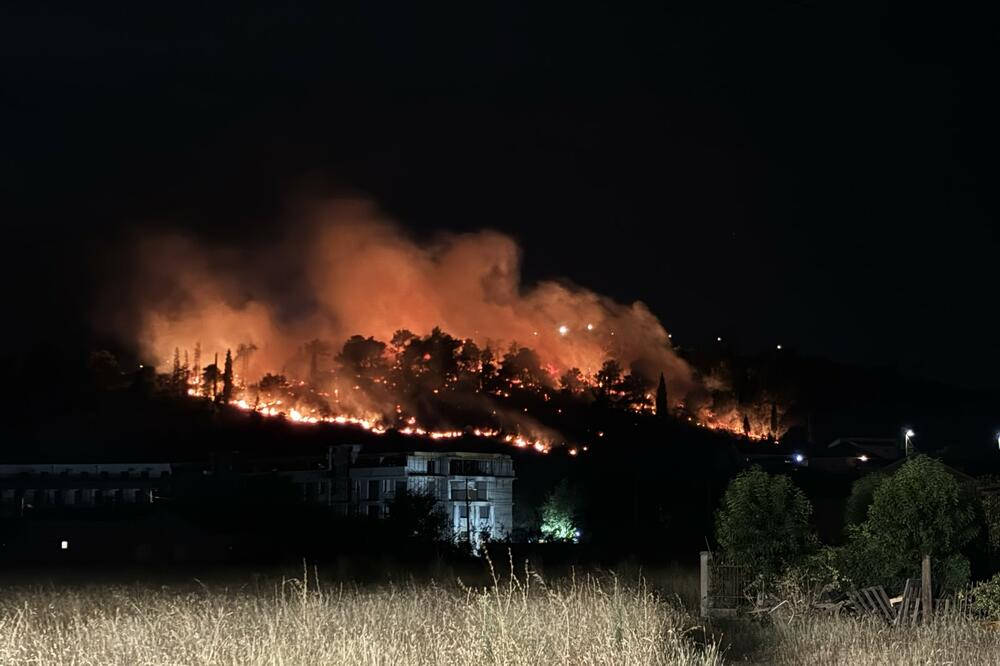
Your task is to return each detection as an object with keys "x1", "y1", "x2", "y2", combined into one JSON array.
[{"x1": 0, "y1": 463, "x2": 171, "y2": 516}]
